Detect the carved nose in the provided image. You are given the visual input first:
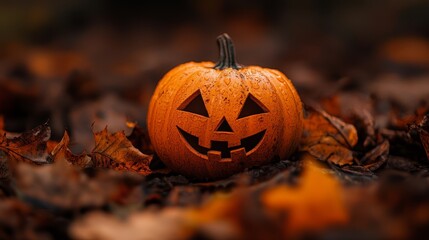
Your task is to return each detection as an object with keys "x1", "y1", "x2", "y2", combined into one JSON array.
[{"x1": 215, "y1": 117, "x2": 233, "y2": 132}]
